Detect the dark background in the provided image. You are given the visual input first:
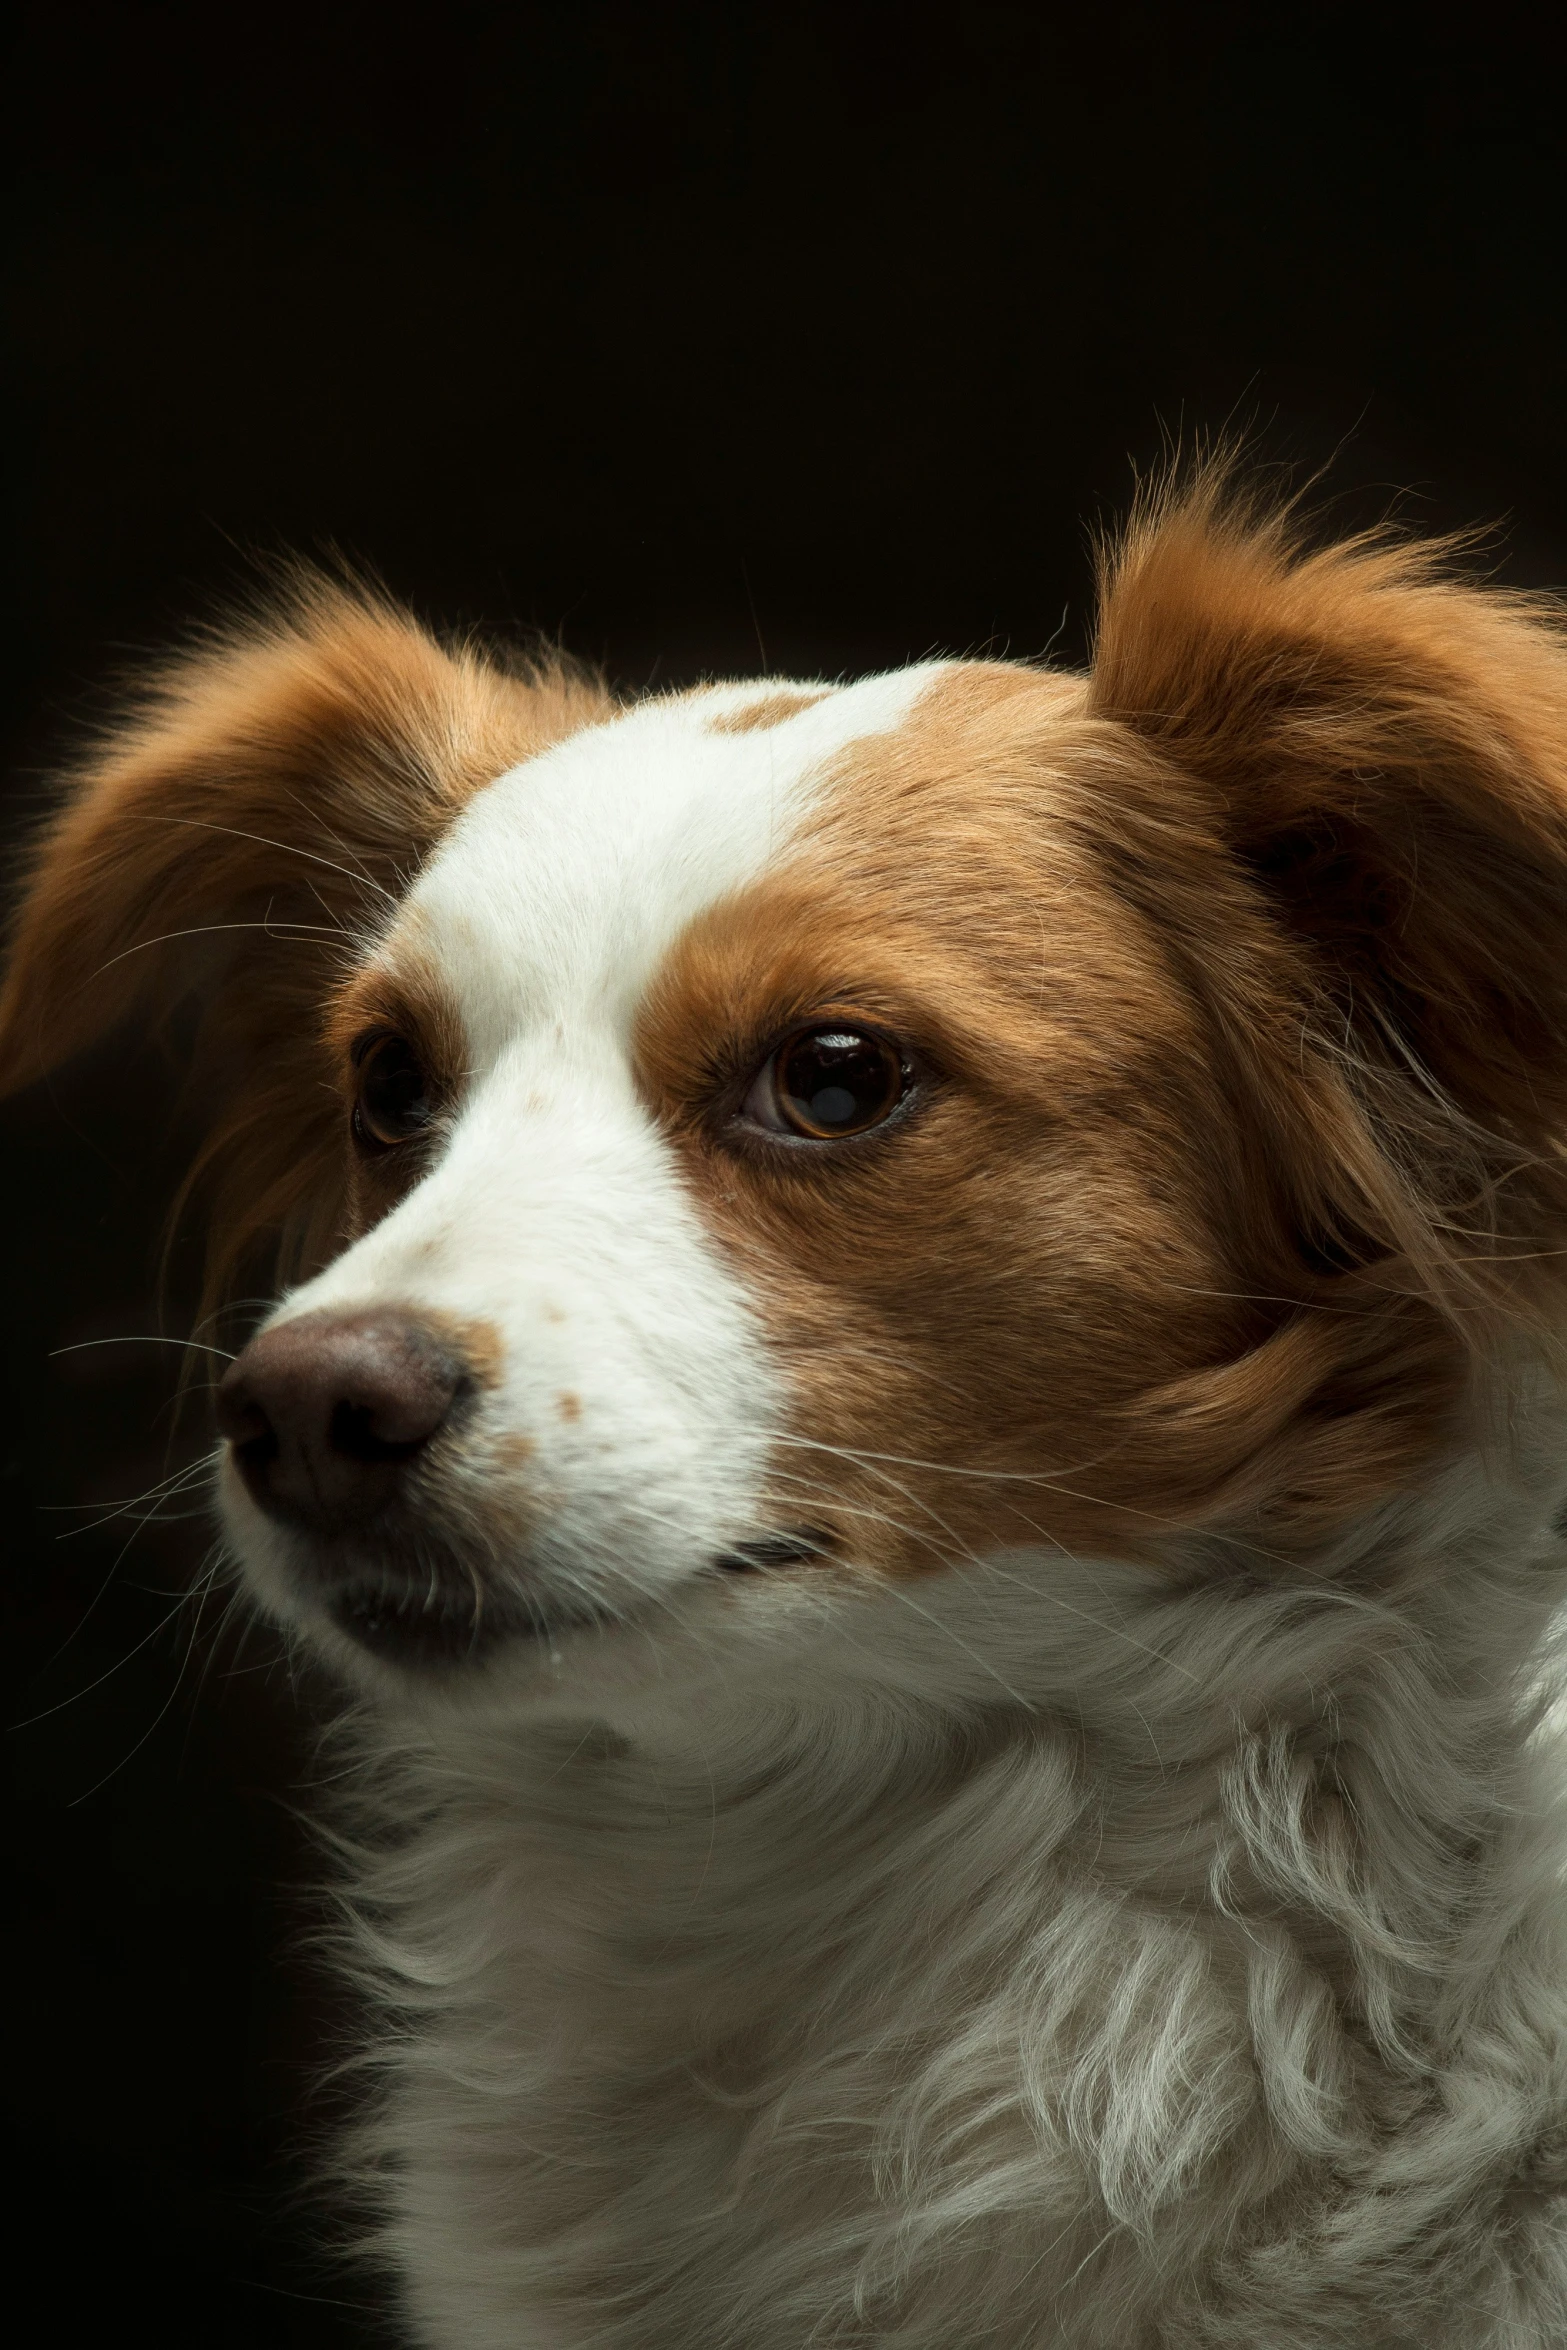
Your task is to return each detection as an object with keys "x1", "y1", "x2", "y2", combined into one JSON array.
[{"x1": 5, "y1": 4, "x2": 1566, "y2": 2338}]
